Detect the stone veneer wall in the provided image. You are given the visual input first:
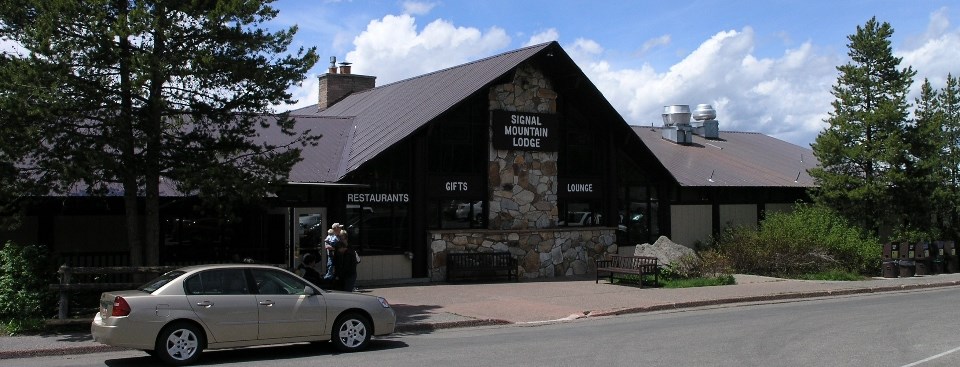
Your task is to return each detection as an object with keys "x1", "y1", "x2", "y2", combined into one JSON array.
[
  {"x1": 429, "y1": 228, "x2": 617, "y2": 281},
  {"x1": 425, "y1": 62, "x2": 616, "y2": 281},
  {"x1": 487, "y1": 63, "x2": 558, "y2": 230}
]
